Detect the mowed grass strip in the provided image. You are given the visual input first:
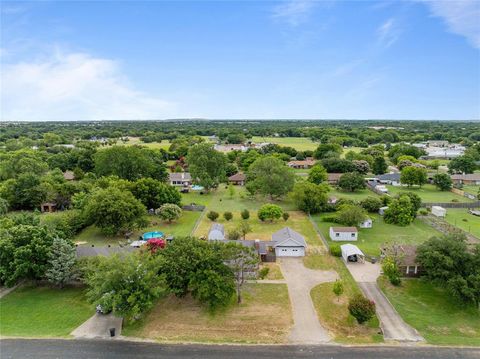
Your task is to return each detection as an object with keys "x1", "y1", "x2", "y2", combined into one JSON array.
[
  {"x1": 378, "y1": 277, "x2": 480, "y2": 346},
  {"x1": 311, "y1": 214, "x2": 440, "y2": 256},
  {"x1": 386, "y1": 184, "x2": 473, "y2": 203},
  {"x1": 123, "y1": 283, "x2": 292, "y2": 344},
  {"x1": 0, "y1": 285, "x2": 92, "y2": 337},
  {"x1": 306, "y1": 254, "x2": 382, "y2": 344}
]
